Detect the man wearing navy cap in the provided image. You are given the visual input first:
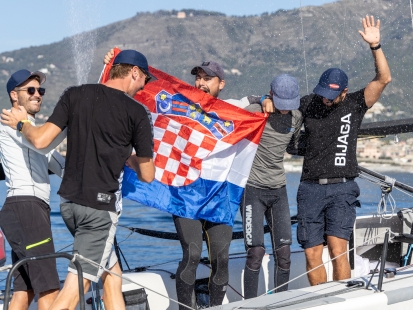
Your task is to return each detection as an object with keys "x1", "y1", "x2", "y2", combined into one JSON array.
[
  {"x1": 1, "y1": 50, "x2": 156, "y2": 310},
  {"x1": 0, "y1": 69, "x2": 66, "y2": 310},
  {"x1": 263, "y1": 15, "x2": 391, "y2": 285}
]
